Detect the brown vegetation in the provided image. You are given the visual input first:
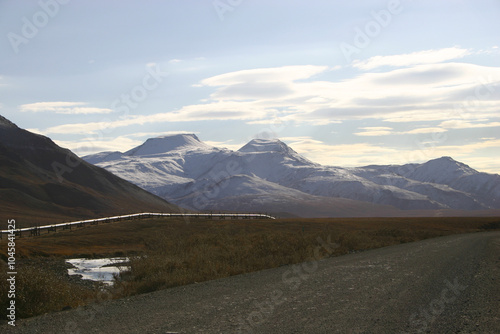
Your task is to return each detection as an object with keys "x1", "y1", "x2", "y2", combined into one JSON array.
[
  {"x1": 0, "y1": 259, "x2": 96, "y2": 319},
  {"x1": 1, "y1": 216, "x2": 499, "y2": 320}
]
